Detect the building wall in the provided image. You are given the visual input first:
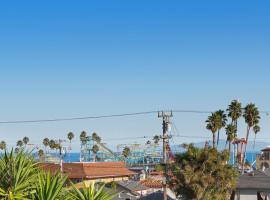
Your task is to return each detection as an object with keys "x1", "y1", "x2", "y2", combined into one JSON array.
[
  {"x1": 83, "y1": 177, "x2": 129, "y2": 186},
  {"x1": 235, "y1": 190, "x2": 270, "y2": 200}
]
